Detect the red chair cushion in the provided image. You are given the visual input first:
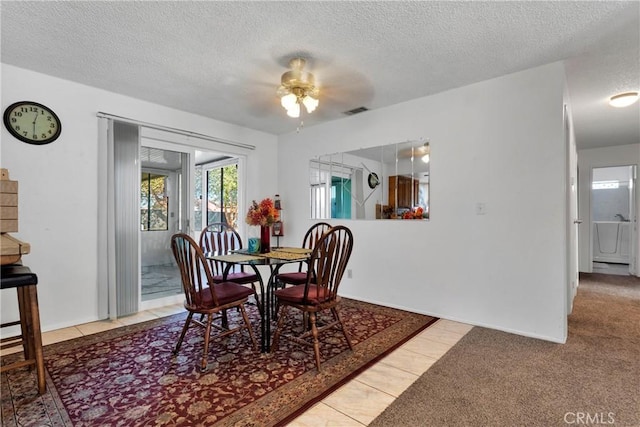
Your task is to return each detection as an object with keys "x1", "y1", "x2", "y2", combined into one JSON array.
[
  {"x1": 274, "y1": 284, "x2": 330, "y2": 305},
  {"x1": 275, "y1": 271, "x2": 307, "y2": 286},
  {"x1": 199, "y1": 282, "x2": 254, "y2": 307},
  {"x1": 212, "y1": 271, "x2": 258, "y2": 285}
]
